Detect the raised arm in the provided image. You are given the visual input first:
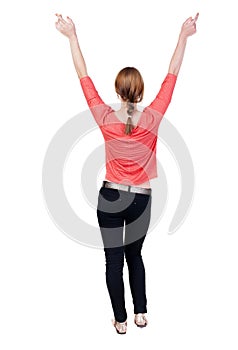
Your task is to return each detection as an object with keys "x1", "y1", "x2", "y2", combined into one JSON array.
[
  {"x1": 55, "y1": 14, "x2": 113, "y2": 126},
  {"x1": 55, "y1": 14, "x2": 88, "y2": 79},
  {"x1": 168, "y1": 13, "x2": 199, "y2": 76},
  {"x1": 146, "y1": 13, "x2": 199, "y2": 117}
]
